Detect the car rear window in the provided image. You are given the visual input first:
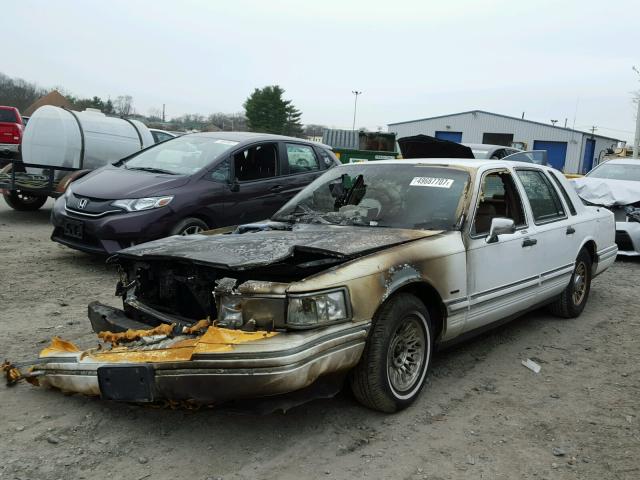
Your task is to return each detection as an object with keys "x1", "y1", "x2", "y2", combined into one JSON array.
[{"x1": 0, "y1": 109, "x2": 18, "y2": 123}]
